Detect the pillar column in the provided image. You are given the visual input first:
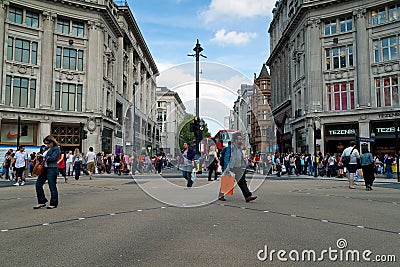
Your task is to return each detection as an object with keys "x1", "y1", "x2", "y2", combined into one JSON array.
[
  {"x1": 40, "y1": 11, "x2": 56, "y2": 109},
  {"x1": 354, "y1": 8, "x2": 370, "y2": 107},
  {"x1": 0, "y1": 2, "x2": 9, "y2": 104}
]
